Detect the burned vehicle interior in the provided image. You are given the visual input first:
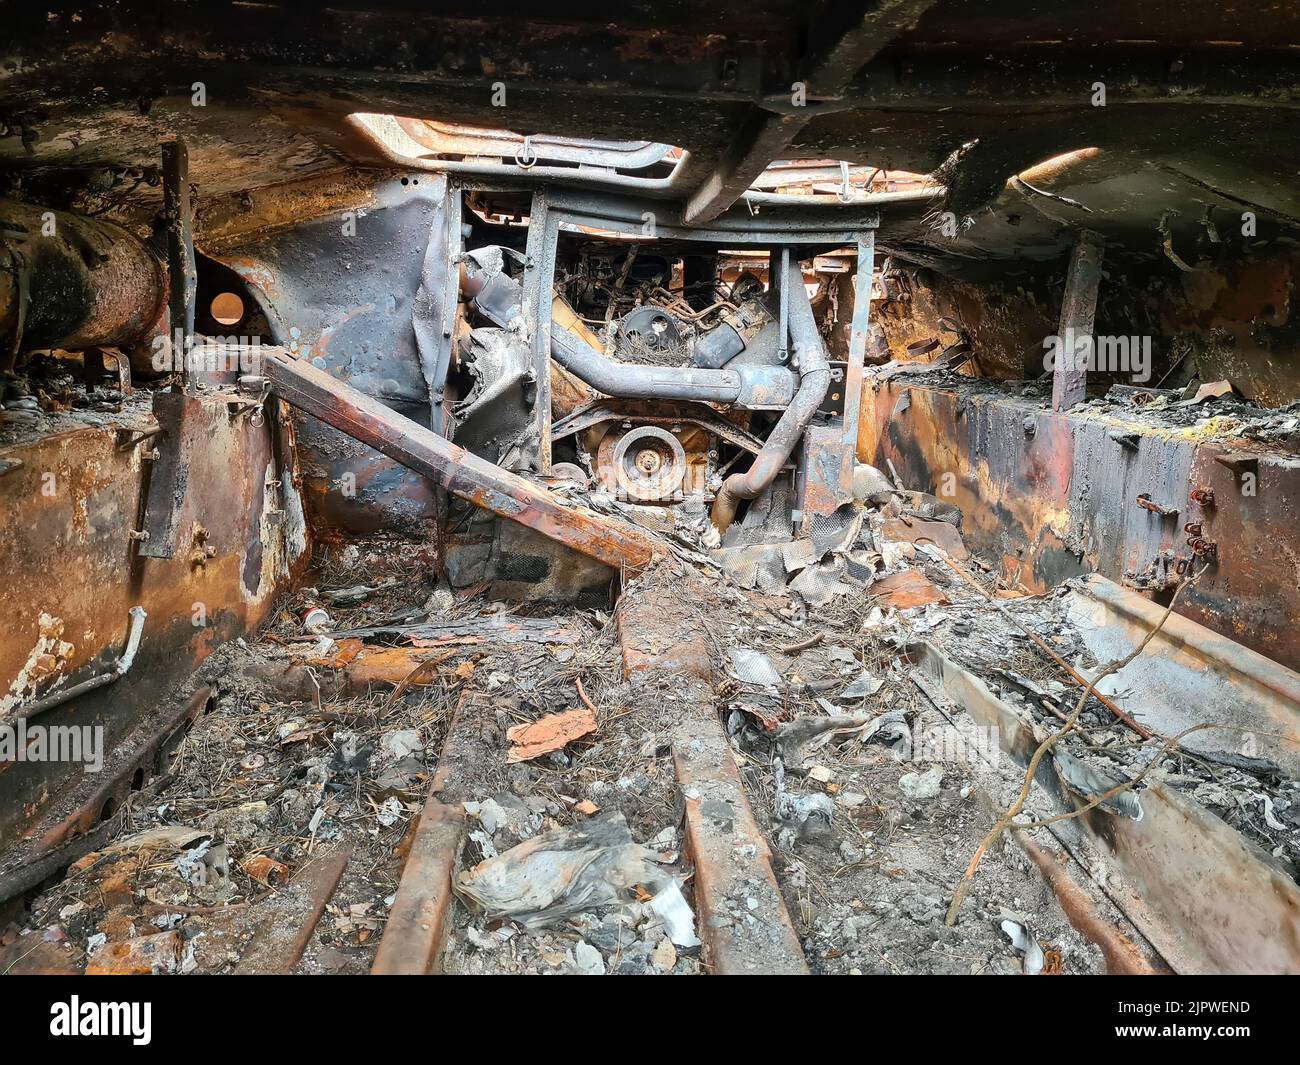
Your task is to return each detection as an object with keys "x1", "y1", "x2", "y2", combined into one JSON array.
[{"x1": 2, "y1": 1, "x2": 1299, "y2": 979}]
